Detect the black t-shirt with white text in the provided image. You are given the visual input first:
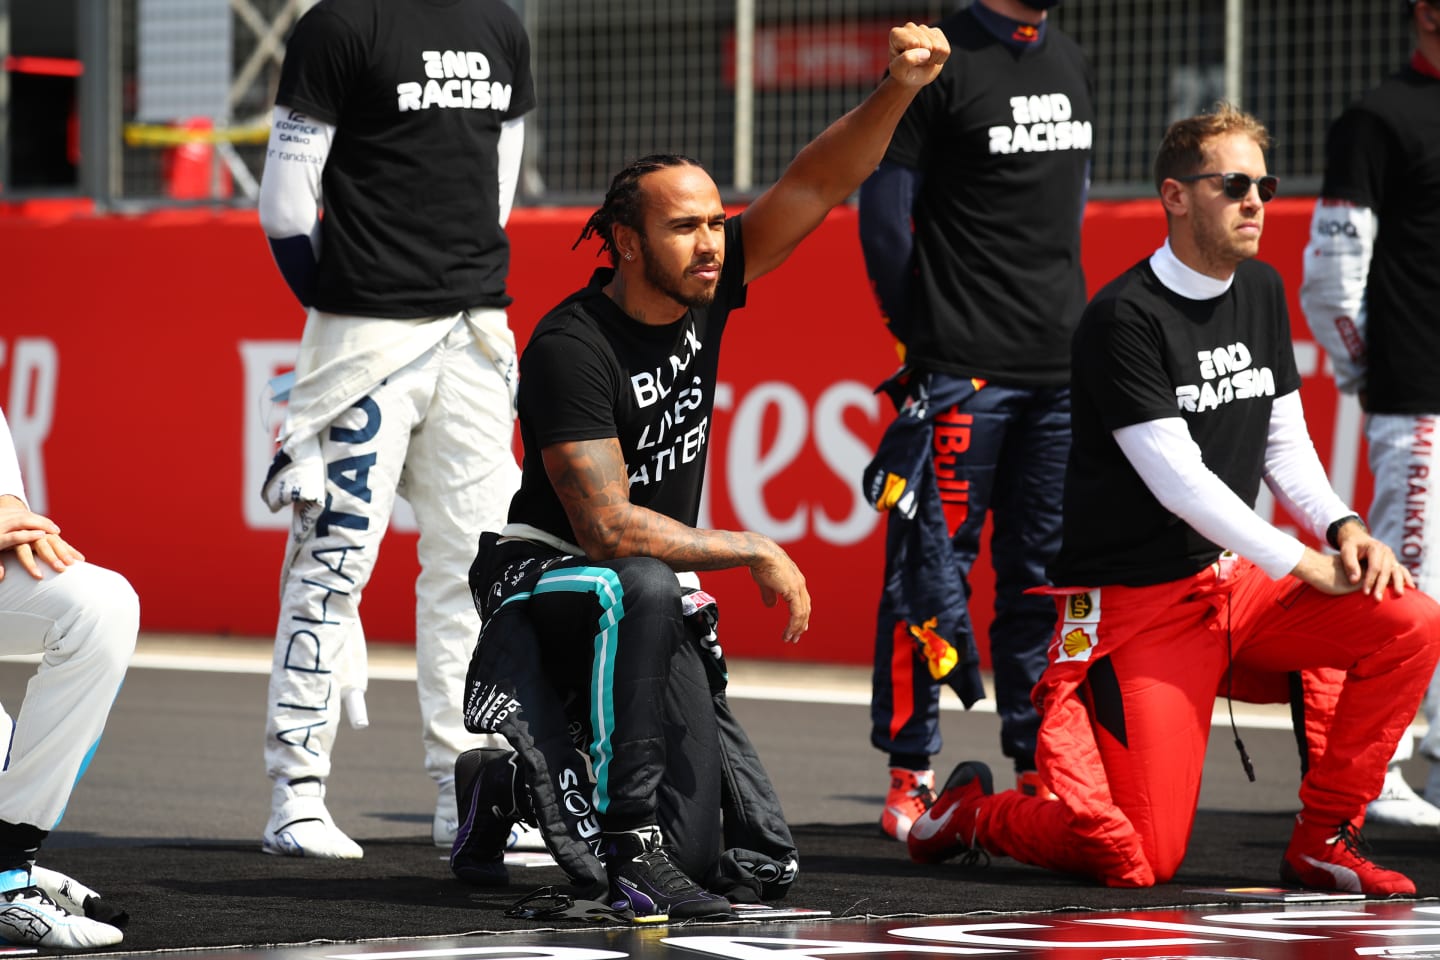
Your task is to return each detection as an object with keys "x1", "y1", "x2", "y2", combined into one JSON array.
[
  {"x1": 277, "y1": 0, "x2": 535, "y2": 317},
  {"x1": 508, "y1": 217, "x2": 748, "y2": 543},
  {"x1": 1051, "y1": 259, "x2": 1302, "y2": 587},
  {"x1": 1320, "y1": 64, "x2": 1440, "y2": 413},
  {"x1": 882, "y1": 6, "x2": 1094, "y2": 386}
]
